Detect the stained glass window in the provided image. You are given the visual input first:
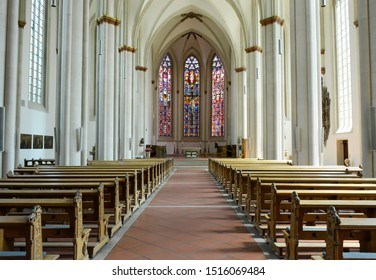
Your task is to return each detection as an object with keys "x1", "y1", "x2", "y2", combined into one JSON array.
[
  {"x1": 29, "y1": 0, "x2": 47, "y2": 105},
  {"x1": 211, "y1": 54, "x2": 225, "y2": 137},
  {"x1": 159, "y1": 55, "x2": 172, "y2": 136},
  {"x1": 184, "y1": 56, "x2": 200, "y2": 137}
]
